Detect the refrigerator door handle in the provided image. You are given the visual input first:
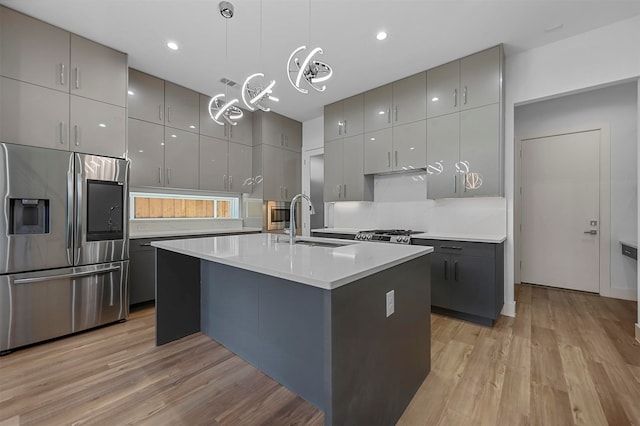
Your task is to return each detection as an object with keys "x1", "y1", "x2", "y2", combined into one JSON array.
[
  {"x1": 13, "y1": 265, "x2": 121, "y2": 285},
  {"x1": 66, "y1": 165, "x2": 74, "y2": 266},
  {"x1": 75, "y1": 170, "x2": 84, "y2": 264}
]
